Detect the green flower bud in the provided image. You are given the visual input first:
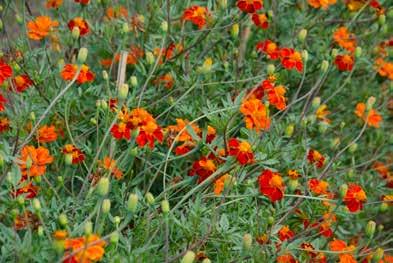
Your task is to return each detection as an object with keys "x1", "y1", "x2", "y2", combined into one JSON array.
[
  {"x1": 17, "y1": 195, "x2": 25, "y2": 205},
  {"x1": 243, "y1": 233, "x2": 252, "y2": 250},
  {"x1": 145, "y1": 192, "x2": 155, "y2": 205},
  {"x1": 101, "y1": 199, "x2": 111, "y2": 214},
  {"x1": 110, "y1": 231, "x2": 119, "y2": 244},
  {"x1": 113, "y1": 216, "x2": 121, "y2": 225},
  {"x1": 25, "y1": 156, "x2": 33, "y2": 169},
  {"x1": 348, "y1": 143, "x2": 358, "y2": 153},
  {"x1": 331, "y1": 48, "x2": 339, "y2": 58},
  {"x1": 121, "y1": 22, "x2": 129, "y2": 33},
  {"x1": 366, "y1": 220, "x2": 376, "y2": 238},
  {"x1": 96, "y1": 177, "x2": 110, "y2": 196},
  {"x1": 298, "y1": 29, "x2": 307, "y2": 42},
  {"x1": 267, "y1": 64, "x2": 275, "y2": 75},
  {"x1": 380, "y1": 202, "x2": 388, "y2": 212},
  {"x1": 330, "y1": 137, "x2": 340, "y2": 149},
  {"x1": 84, "y1": 221, "x2": 93, "y2": 236},
  {"x1": 285, "y1": 124, "x2": 295, "y2": 137},
  {"x1": 302, "y1": 50, "x2": 308, "y2": 61},
  {"x1": 129, "y1": 147, "x2": 138, "y2": 157},
  {"x1": 57, "y1": 176, "x2": 64, "y2": 184},
  {"x1": 202, "y1": 259, "x2": 211, "y2": 263},
  {"x1": 16, "y1": 14, "x2": 23, "y2": 25},
  {"x1": 267, "y1": 10, "x2": 274, "y2": 18},
  {"x1": 130, "y1": 76, "x2": 138, "y2": 87},
  {"x1": 72, "y1": 27, "x2": 80, "y2": 39},
  {"x1": 378, "y1": 14, "x2": 386, "y2": 26},
  {"x1": 0, "y1": 153, "x2": 4, "y2": 168},
  {"x1": 127, "y1": 193, "x2": 138, "y2": 213},
  {"x1": 37, "y1": 226, "x2": 44, "y2": 236},
  {"x1": 218, "y1": 0, "x2": 227, "y2": 9},
  {"x1": 65, "y1": 154, "x2": 73, "y2": 165},
  {"x1": 288, "y1": 179, "x2": 299, "y2": 192},
  {"x1": 339, "y1": 184, "x2": 348, "y2": 198},
  {"x1": 366, "y1": 96, "x2": 376, "y2": 110},
  {"x1": 118, "y1": 84, "x2": 129, "y2": 100},
  {"x1": 146, "y1": 51, "x2": 155, "y2": 65},
  {"x1": 102, "y1": 70, "x2": 109, "y2": 80},
  {"x1": 355, "y1": 47, "x2": 362, "y2": 58},
  {"x1": 312, "y1": 97, "x2": 321, "y2": 109},
  {"x1": 381, "y1": 24, "x2": 388, "y2": 34},
  {"x1": 181, "y1": 251, "x2": 196, "y2": 263},
  {"x1": 58, "y1": 213, "x2": 68, "y2": 226},
  {"x1": 161, "y1": 21, "x2": 168, "y2": 32},
  {"x1": 32, "y1": 198, "x2": 41, "y2": 212},
  {"x1": 90, "y1": 118, "x2": 97, "y2": 125},
  {"x1": 33, "y1": 176, "x2": 41, "y2": 183},
  {"x1": 58, "y1": 59, "x2": 65, "y2": 71},
  {"x1": 161, "y1": 200, "x2": 170, "y2": 214},
  {"x1": 231, "y1": 24, "x2": 239, "y2": 39},
  {"x1": 77, "y1": 47, "x2": 88, "y2": 64},
  {"x1": 318, "y1": 122, "x2": 329, "y2": 133},
  {"x1": 267, "y1": 216, "x2": 274, "y2": 225},
  {"x1": 373, "y1": 248, "x2": 384, "y2": 262},
  {"x1": 387, "y1": 9, "x2": 393, "y2": 18},
  {"x1": 321, "y1": 60, "x2": 329, "y2": 73}
]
